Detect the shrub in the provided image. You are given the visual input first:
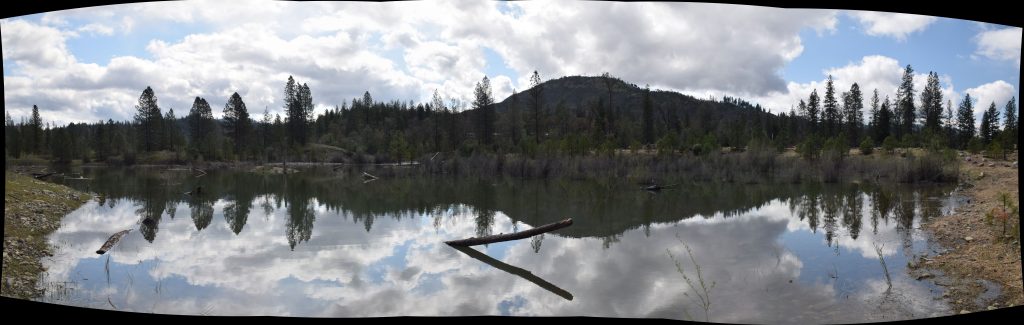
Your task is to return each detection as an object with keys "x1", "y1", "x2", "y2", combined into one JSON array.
[
  {"x1": 859, "y1": 137, "x2": 874, "y2": 155},
  {"x1": 881, "y1": 136, "x2": 898, "y2": 154},
  {"x1": 967, "y1": 138, "x2": 983, "y2": 154}
]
